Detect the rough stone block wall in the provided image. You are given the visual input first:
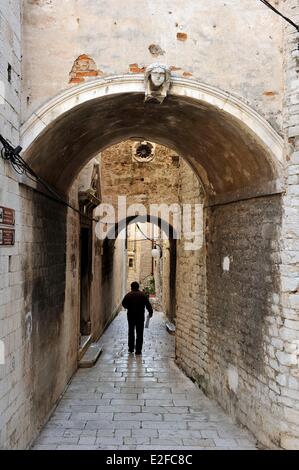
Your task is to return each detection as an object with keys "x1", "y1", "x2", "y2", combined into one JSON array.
[
  {"x1": 89, "y1": 231, "x2": 103, "y2": 340},
  {"x1": 0, "y1": 0, "x2": 21, "y2": 145},
  {"x1": 0, "y1": 0, "x2": 23, "y2": 449},
  {"x1": 175, "y1": 160, "x2": 206, "y2": 379},
  {"x1": 162, "y1": 240, "x2": 171, "y2": 317},
  {"x1": 206, "y1": 196, "x2": 283, "y2": 448},
  {"x1": 174, "y1": 164, "x2": 287, "y2": 448},
  {"x1": 0, "y1": 181, "x2": 81, "y2": 449},
  {"x1": 0, "y1": 180, "x2": 25, "y2": 449},
  {"x1": 162, "y1": 239, "x2": 175, "y2": 321},
  {"x1": 101, "y1": 141, "x2": 180, "y2": 210},
  {"x1": 99, "y1": 222, "x2": 126, "y2": 328},
  {"x1": 20, "y1": 186, "x2": 78, "y2": 446},
  {"x1": 276, "y1": 1, "x2": 299, "y2": 449}
]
